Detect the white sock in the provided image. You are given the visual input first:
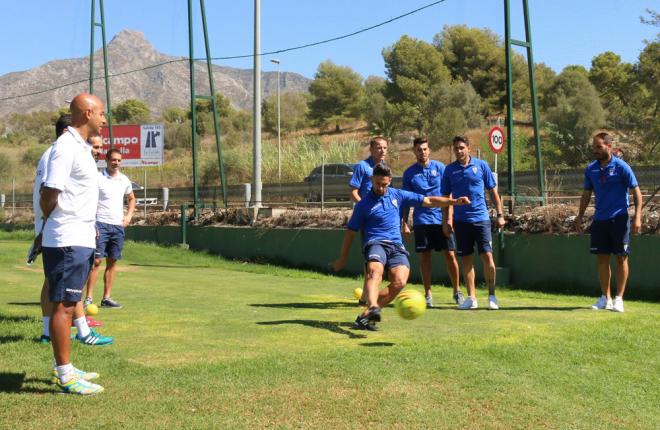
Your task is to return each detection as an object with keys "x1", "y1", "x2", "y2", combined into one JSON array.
[
  {"x1": 74, "y1": 316, "x2": 91, "y2": 338},
  {"x1": 56, "y1": 363, "x2": 74, "y2": 383},
  {"x1": 42, "y1": 316, "x2": 50, "y2": 337}
]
